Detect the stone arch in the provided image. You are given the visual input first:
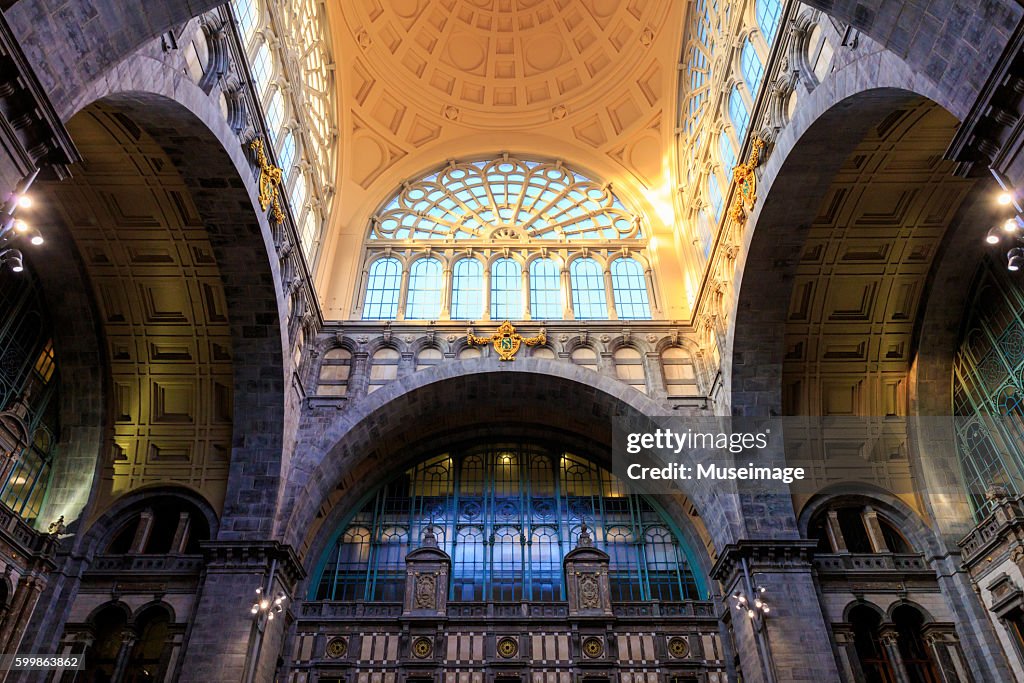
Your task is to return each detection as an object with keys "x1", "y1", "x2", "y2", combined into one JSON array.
[
  {"x1": 52, "y1": 55, "x2": 293, "y2": 539},
  {"x1": 280, "y1": 358, "x2": 744, "y2": 582}
]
